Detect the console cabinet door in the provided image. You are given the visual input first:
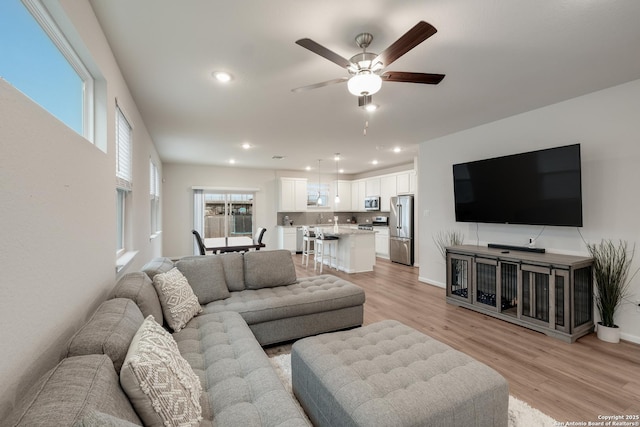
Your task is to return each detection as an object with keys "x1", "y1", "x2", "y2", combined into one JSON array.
[
  {"x1": 446, "y1": 253, "x2": 473, "y2": 304},
  {"x1": 473, "y1": 257, "x2": 499, "y2": 312}
]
